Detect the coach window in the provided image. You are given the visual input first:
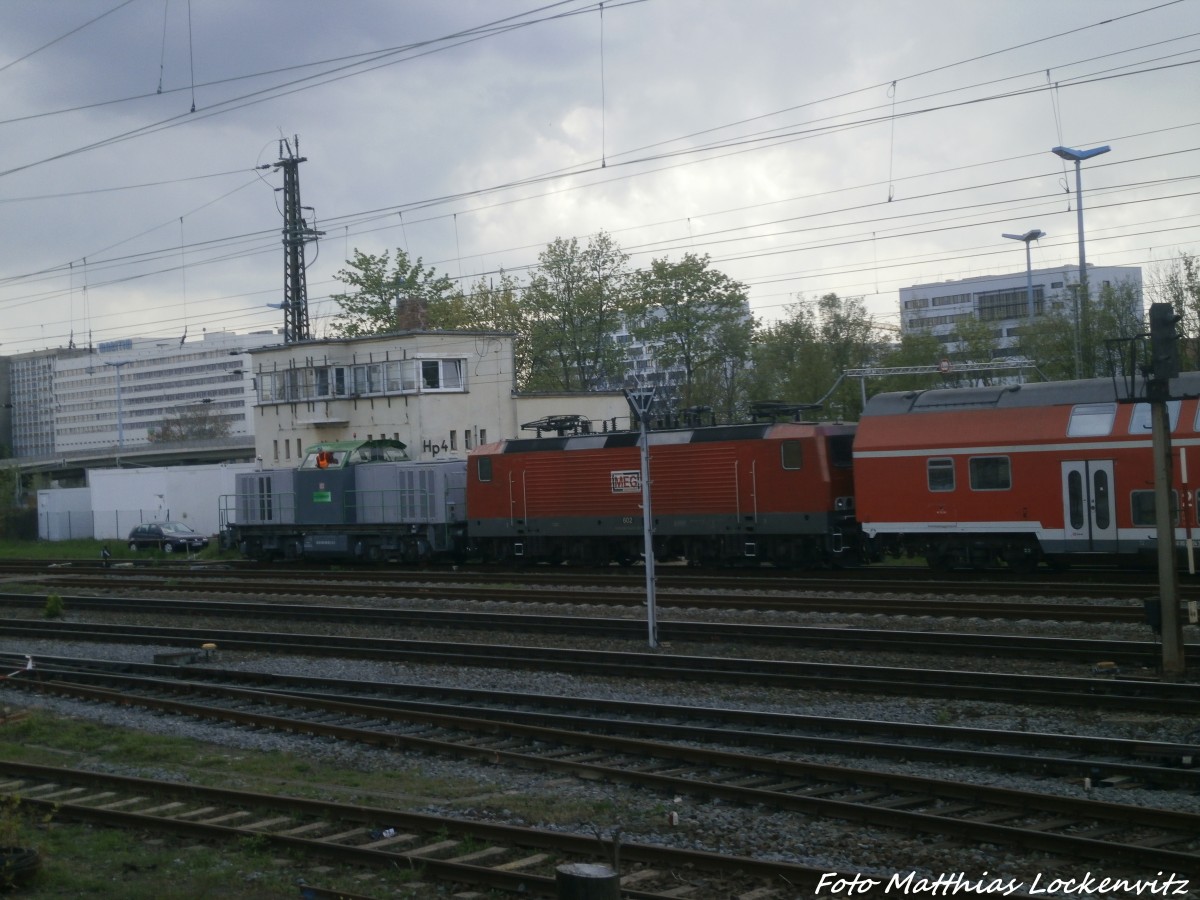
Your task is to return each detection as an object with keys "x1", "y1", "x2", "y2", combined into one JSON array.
[
  {"x1": 781, "y1": 440, "x2": 802, "y2": 470},
  {"x1": 927, "y1": 458, "x2": 955, "y2": 492},
  {"x1": 1093, "y1": 468, "x2": 1111, "y2": 529},
  {"x1": 1067, "y1": 470, "x2": 1084, "y2": 529},
  {"x1": 1131, "y1": 490, "x2": 1179, "y2": 527},
  {"x1": 1066, "y1": 403, "x2": 1116, "y2": 437},
  {"x1": 969, "y1": 456, "x2": 1011, "y2": 491},
  {"x1": 477, "y1": 457, "x2": 492, "y2": 482},
  {"x1": 1130, "y1": 401, "x2": 1181, "y2": 433}
]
